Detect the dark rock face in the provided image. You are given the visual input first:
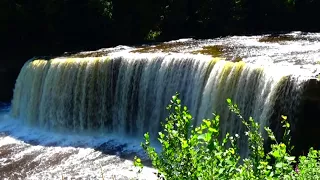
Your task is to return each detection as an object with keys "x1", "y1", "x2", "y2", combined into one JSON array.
[
  {"x1": 266, "y1": 76, "x2": 303, "y2": 155},
  {"x1": 293, "y1": 79, "x2": 320, "y2": 156},
  {"x1": 94, "y1": 141, "x2": 127, "y2": 156},
  {"x1": 266, "y1": 77, "x2": 320, "y2": 157},
  {"x1": 0, "y1": 66, "x2": 21, "y2": 103}
]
